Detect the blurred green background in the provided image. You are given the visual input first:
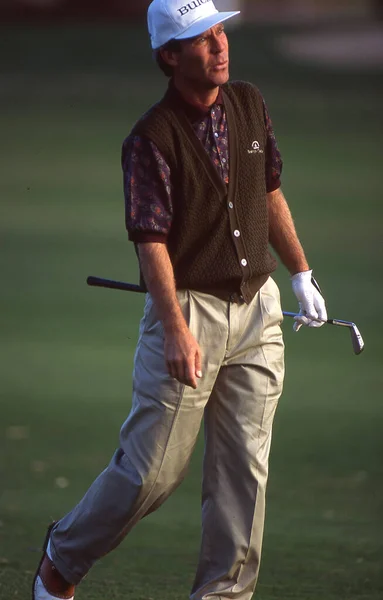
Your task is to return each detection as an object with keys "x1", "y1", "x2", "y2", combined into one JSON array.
[{"x1": 1, "y1": 14, "x2": 383, "y2": 600}]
